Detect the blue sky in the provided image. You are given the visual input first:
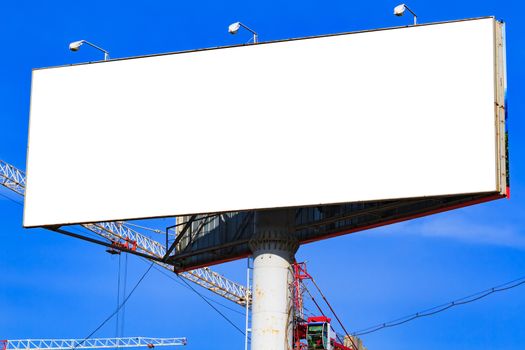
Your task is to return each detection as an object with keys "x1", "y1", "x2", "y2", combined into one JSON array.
[{"x1": 1, "y1": 1, "x2": 524, "y2": 349}]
